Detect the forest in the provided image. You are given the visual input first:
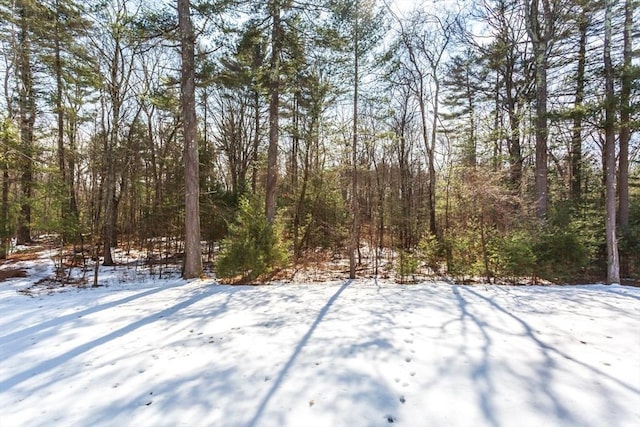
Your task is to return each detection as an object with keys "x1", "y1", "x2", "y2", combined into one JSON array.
[{"x1": 0, "y1": 0, "x2": 638, "y2": 285}]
